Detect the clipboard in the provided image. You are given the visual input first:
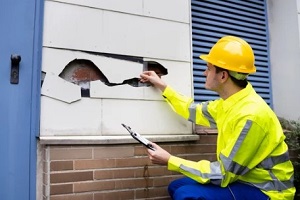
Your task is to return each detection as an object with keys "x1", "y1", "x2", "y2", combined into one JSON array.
[{"x1": 121, "y1": 123, "x2": 155, "y2": 151}]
